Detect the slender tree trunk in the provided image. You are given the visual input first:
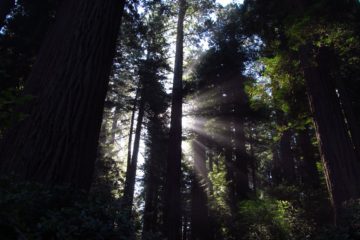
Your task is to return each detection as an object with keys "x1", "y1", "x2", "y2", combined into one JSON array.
[
  {"x1": 123, "y1": 95, "x2": 145, "y2": 212},
  {"x1": 127, "y1": 89, "x2": 140, "y2": 165},
  {"x1": 182, "y1": 215, "x2": 189, "y2": 240},
  {"x1": 225, "y1": 141, "x2": 236, "y2": 212},
  {"x1": 300, "y1": 45, "x2": 360, "y2": 223},
  {"x1": 208, "y1": 149, "x2": 214, "y2": 195},
  {"x1": 0, "y1": 0, "x2": 15, "y2": 29},
  {"x1": 164, "y1": 0, "x2": 187, "y2": 239},
  {"x1": 249, "y1": 131, "x2": 257, "y2": 192},
  {"x1": 234, "y1": 121, "x2": 250, "y2": 199},
  {"x1": 110, "y1": 105, "x2": 121, "y2": 145},
  {"x1": 0, "y1": 0, "x2": 126, "y2": 190}
]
